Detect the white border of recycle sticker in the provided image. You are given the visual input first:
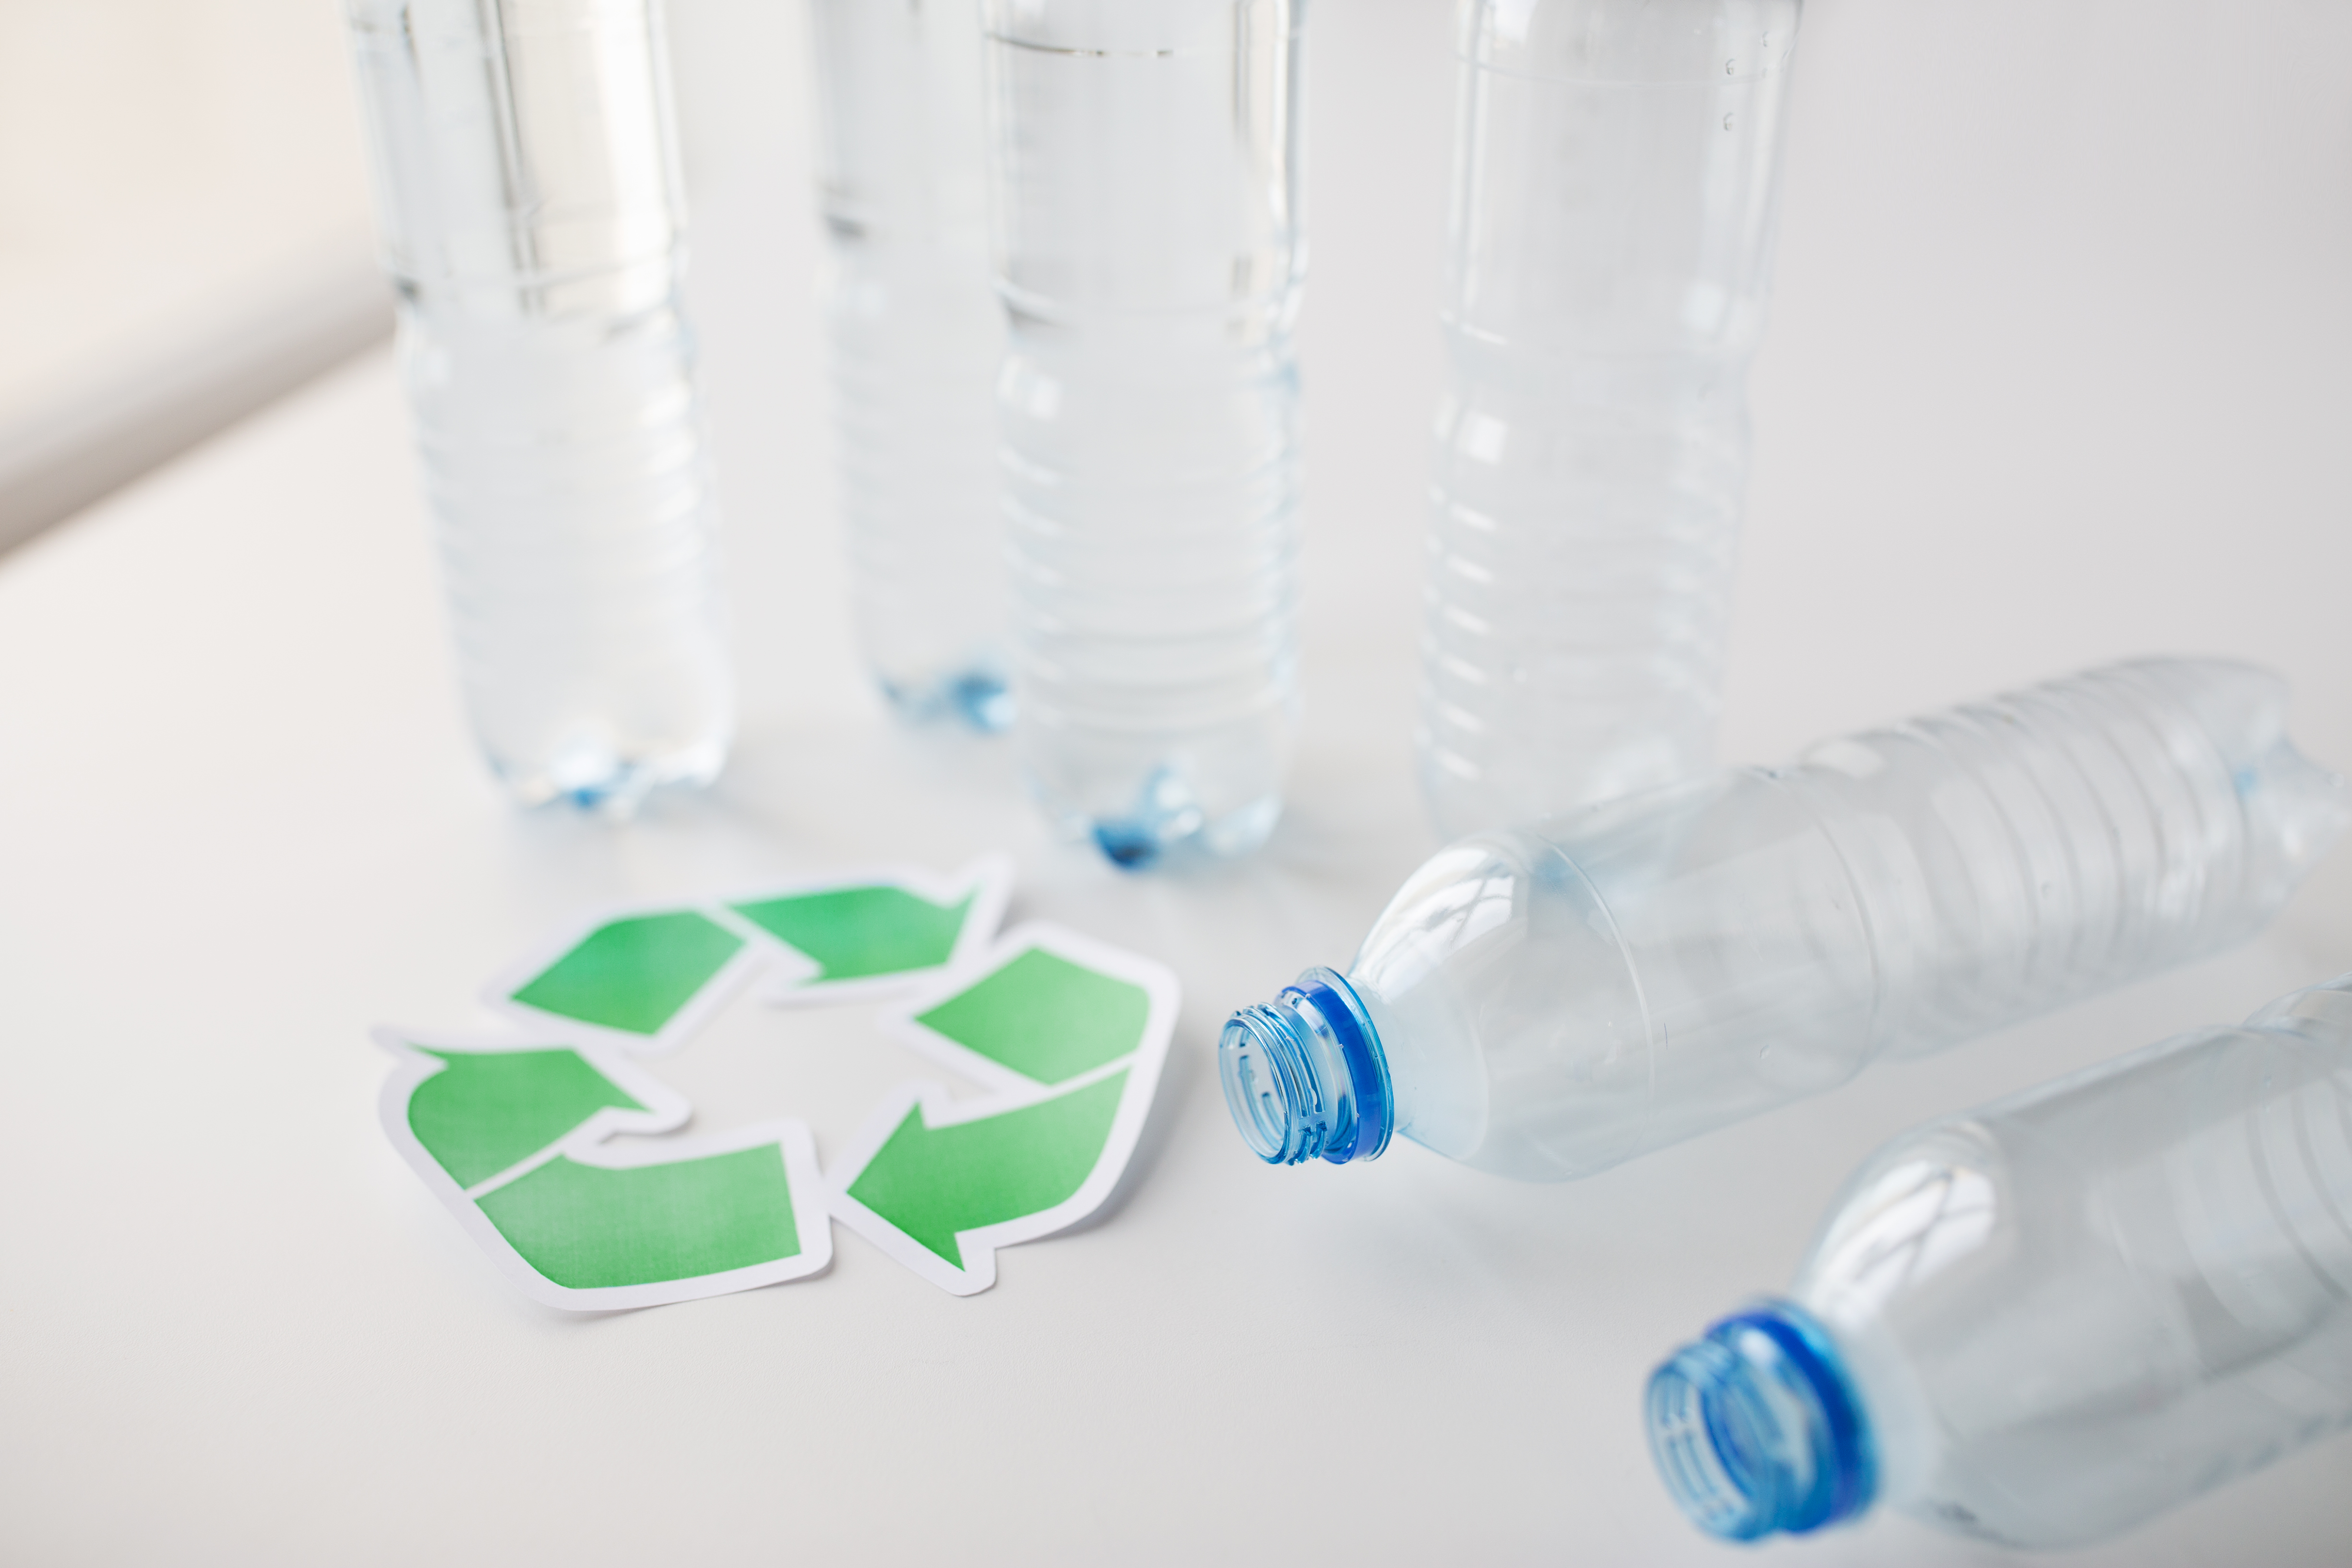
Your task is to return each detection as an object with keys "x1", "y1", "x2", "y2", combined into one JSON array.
[
  {"x1": 482, "y1": 904, "x2": 775, "y2": 1058},
  {"x1": 824, "y1": 922, "x2": 1180, "y2": 1297},
  {"x1": 375, "y1": 1027, "x2": 832, "y2": 1311},
  {"x1": 738, "y1": 855, "x2": 1015, "y2": 1008}
]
